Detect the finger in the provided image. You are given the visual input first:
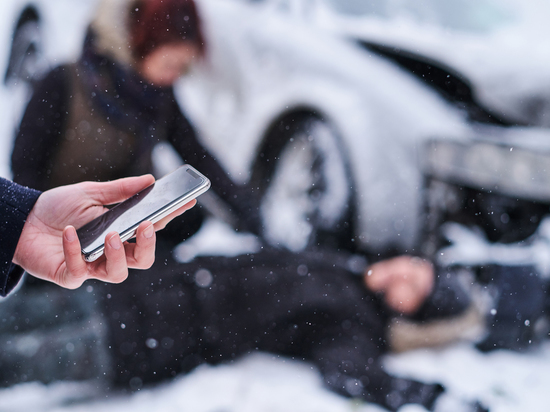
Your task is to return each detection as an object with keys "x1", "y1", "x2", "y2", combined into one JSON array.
[
  {"x1": 100, "y1": 231, "x2": 129, "y2": 283},
  {"x1": 400, "y1": 257, "x2": 435, "y2": 295},
  {"x1": 153, "y1": 199, "x2": 197, "y2": 231},
  {"x1": 386, "y1": 282, "x2": 422, "y2": 315},
  {"x1": 62, "y1": 225, "x2": 89, "y2": 288},
  {"x1": 385, "y1": 255, "x2": 418, "y2": 277},
  {"x1": 364, "y1": 262, "x2": 391, "y2": 292},
  {"x1": 126, "y1": 221, "x2": 156, "y2": 269},
  {"x1": 84, "y1": 174, "x2": 155, "y2": 206},
  {"x1": 413, "y1": 265, "x2": 435, "y2": 297}
]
